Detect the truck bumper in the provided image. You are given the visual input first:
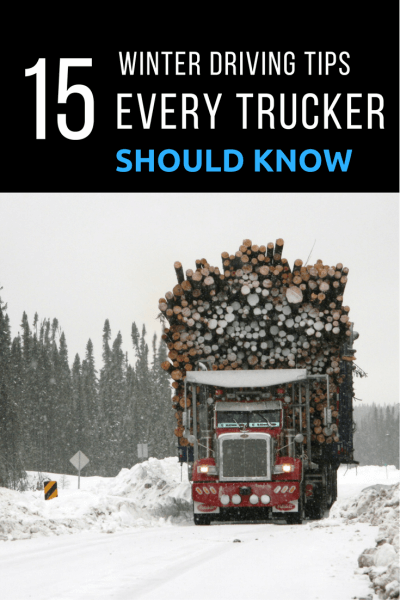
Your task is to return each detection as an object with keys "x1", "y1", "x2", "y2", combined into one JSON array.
[
  {"x1": 192, "y1": 481, "x2": 300, "y2": 511},
  {"x1": 194, "y1": 501, "x2": 220, "y2": 514}
]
